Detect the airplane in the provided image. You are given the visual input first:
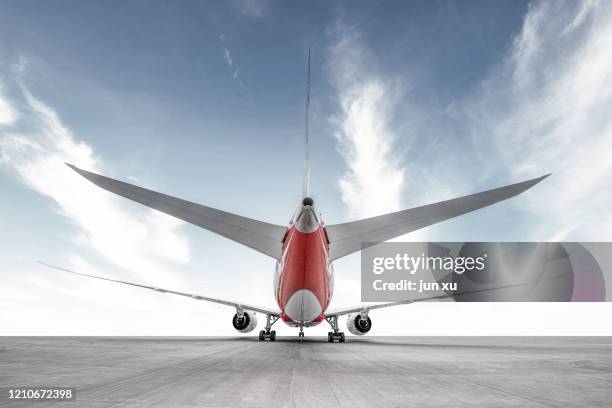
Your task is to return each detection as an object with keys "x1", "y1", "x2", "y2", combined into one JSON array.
[{"x1": 41, "y1": 52, "x2": 549, "y2": 342}]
